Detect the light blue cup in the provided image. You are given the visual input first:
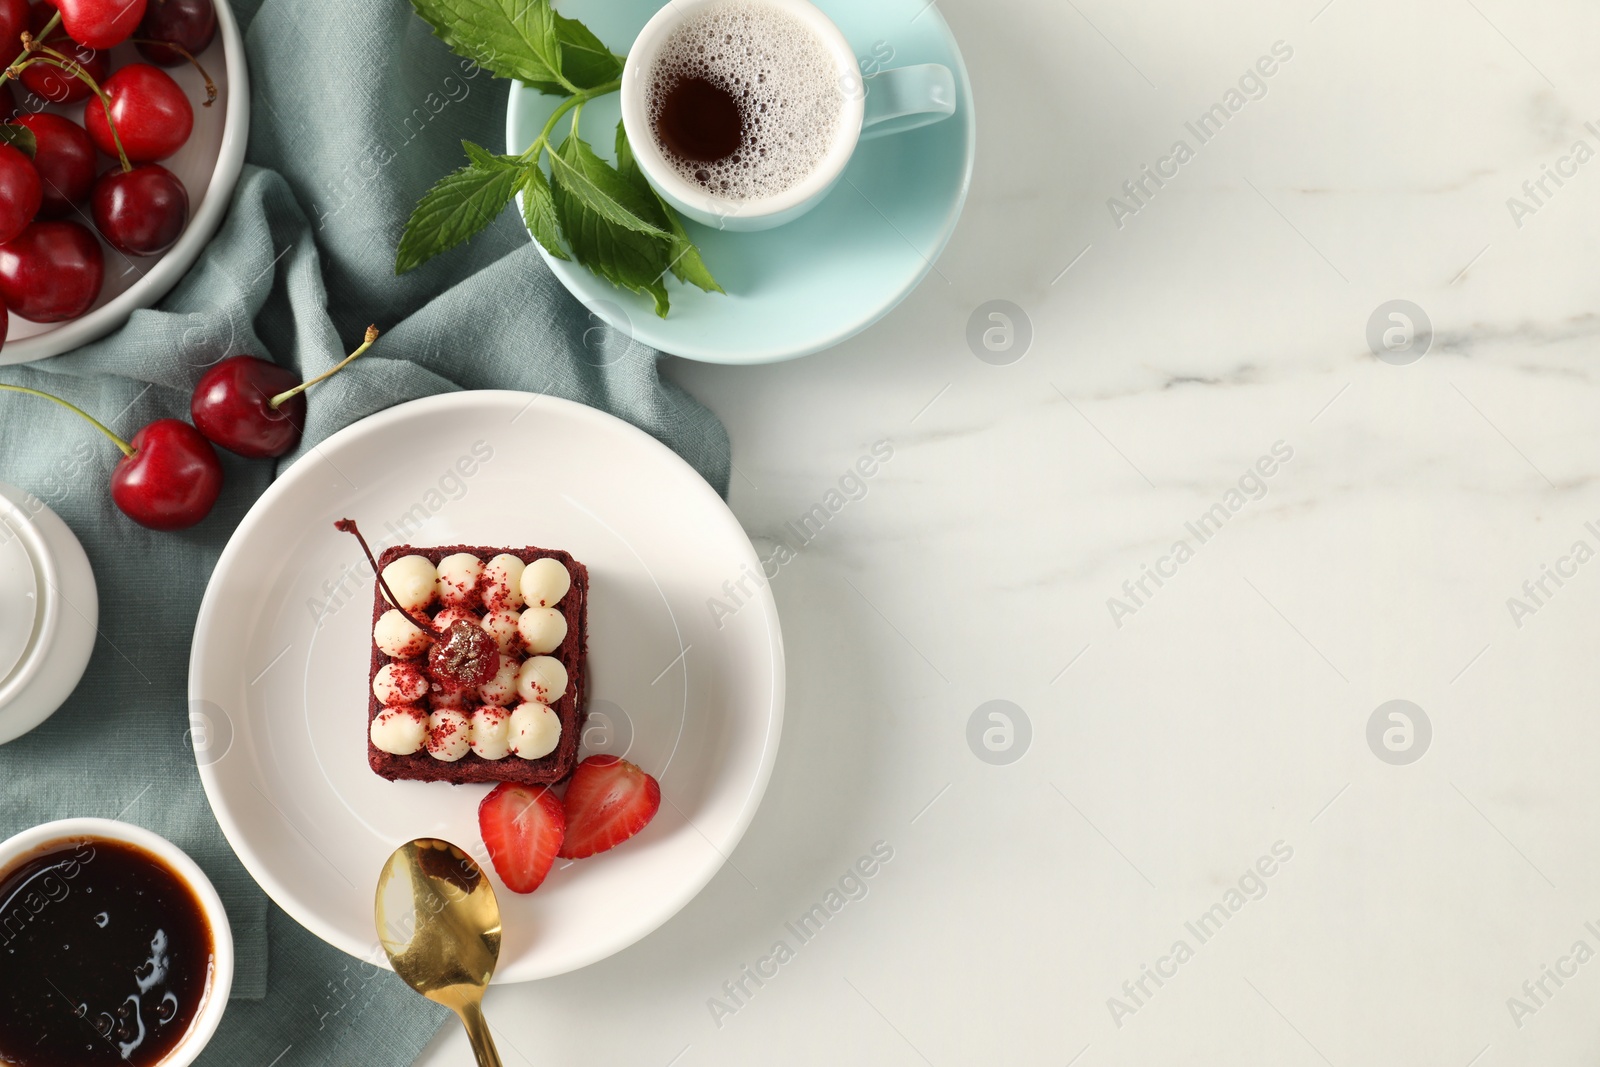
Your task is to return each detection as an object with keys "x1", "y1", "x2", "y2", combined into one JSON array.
[{"x1": 619, "y1": 0, "x2": 957, "y2": 231}]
